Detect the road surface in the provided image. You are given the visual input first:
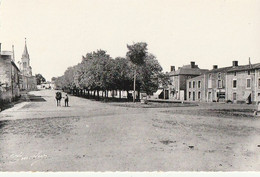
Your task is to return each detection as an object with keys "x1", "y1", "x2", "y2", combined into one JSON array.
[{"x1": 0, "y1": 90, "x2": 259, "y2": 171}]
